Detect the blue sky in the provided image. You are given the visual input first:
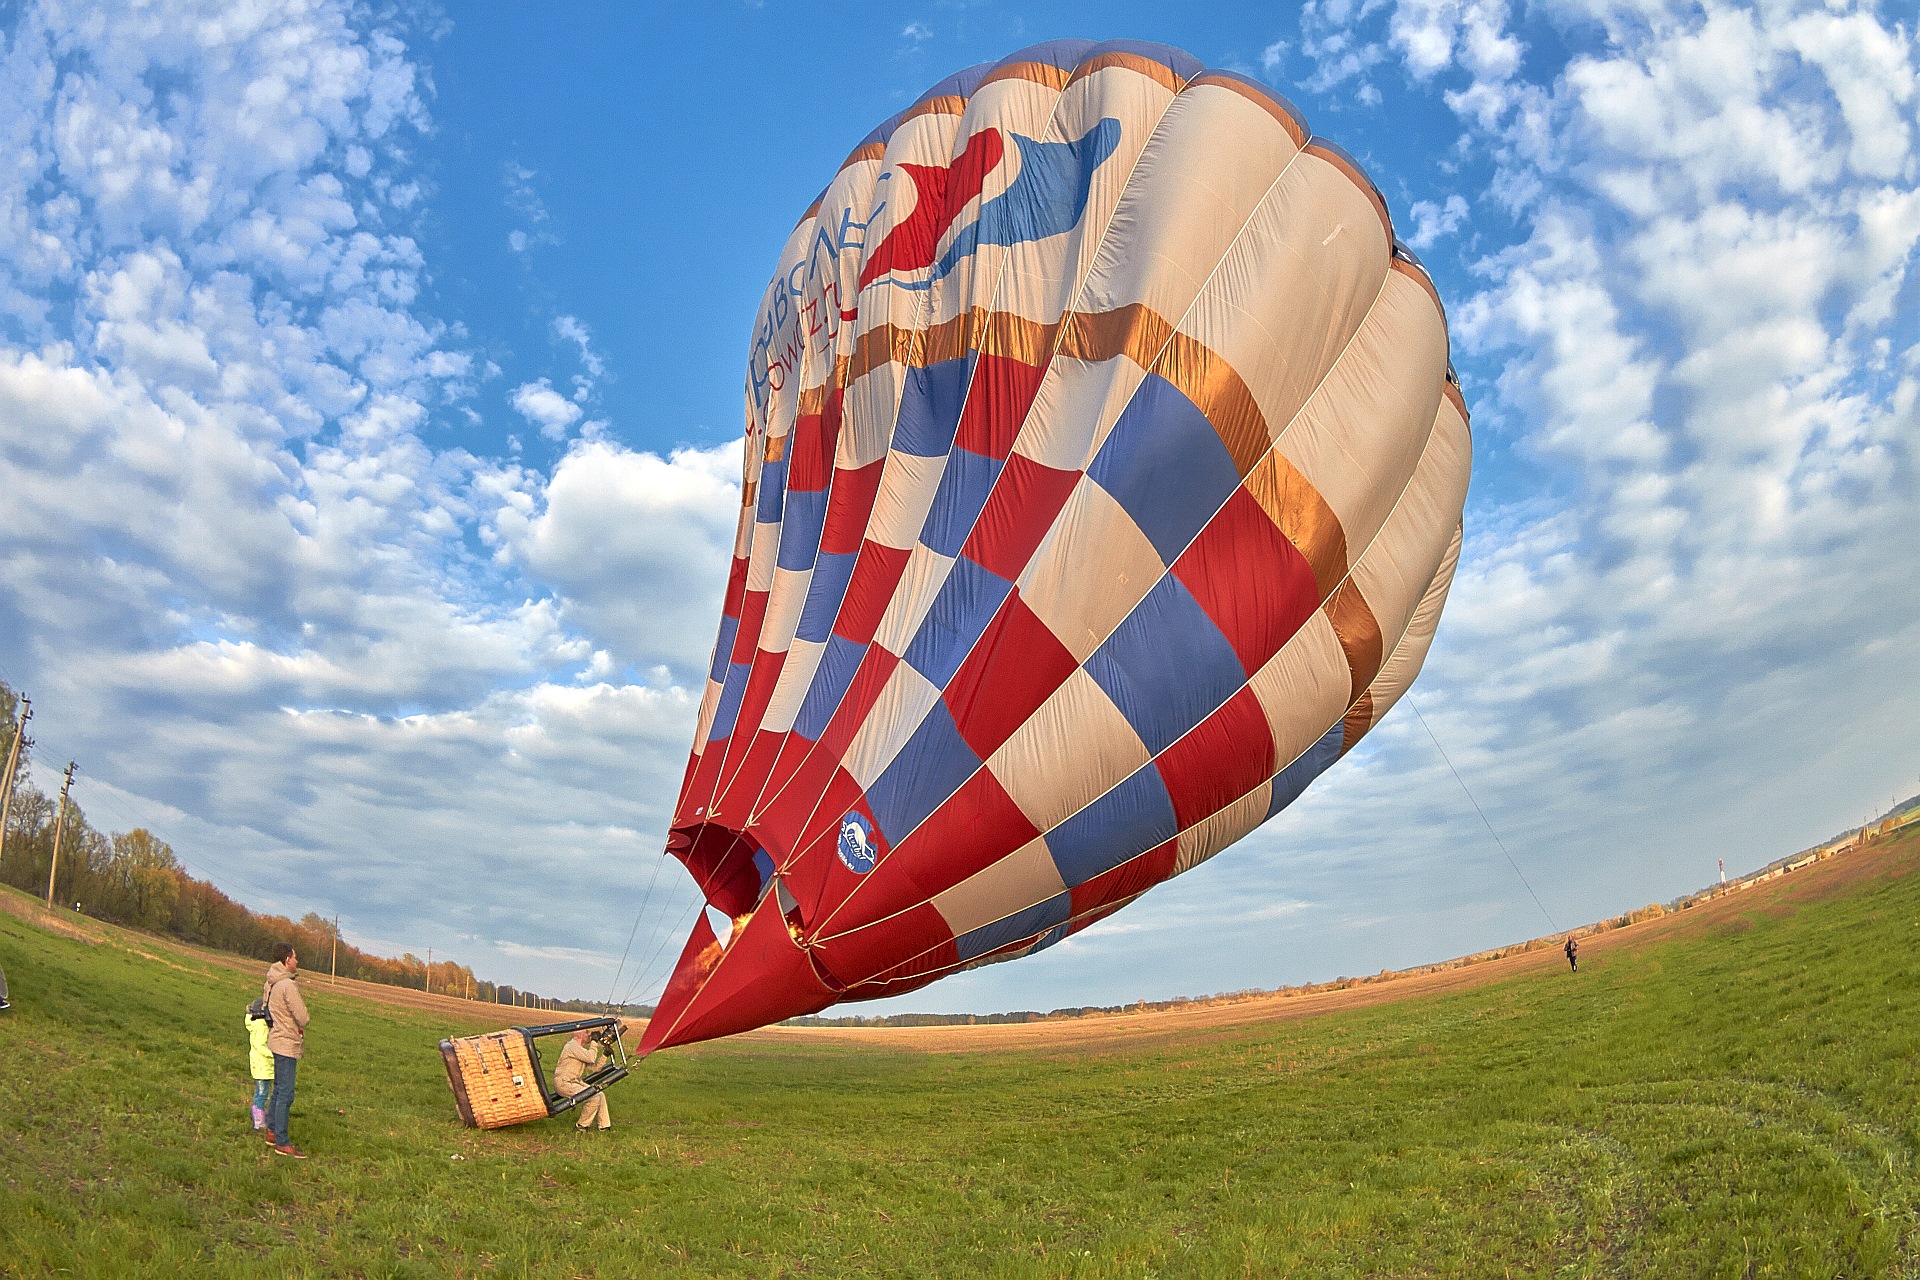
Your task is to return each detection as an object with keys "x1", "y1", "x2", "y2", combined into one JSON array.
[{"x1": 0, "y1": 0, "x2": 1914, "y2": 1012}]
